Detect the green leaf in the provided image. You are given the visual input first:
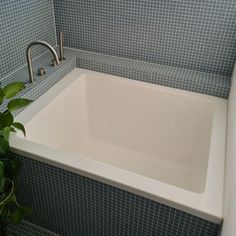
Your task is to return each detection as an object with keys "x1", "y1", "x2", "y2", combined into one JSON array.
[
  {"x1": 11, "y1": 160, "x2": 22, "y2": 175},
  {"x1": 2, "y1": 127, "x2": 10, "y2": 141},
  {"x1": 3, "y1": 160, "x2": 22, "y2": 180},
  {"x1": 0, "y1": 88, "x2": 4, "y2": 105},
  {"x1": 0, "y1": 111, "x2": 13, "y2": 130},
  {"x1": 0, "y1": 161, "x2": 6, "y2": 192},
  {"x1": 12, "y1": 122, "x2": 25, "y2": 137},
  {"x1": 7, "y1": 98, "x2": 32, "y2": 112},
  {"x1": 0, "y1": 137, "x2": 9, "y2": 155},
  {"x1": 3, "y1": 82, "x2": 25, "y2": 99},
  {"x1": 10, "y1": 127, "x2": 16, "y2": 133},
  {"x1": 9, "y1": 208, "x2": 23, "y2": 224},
  {"x1": 19, "y1": 206, "x2": 32, "y2": 216},
  {"x1": 0, "y1": 176, "x2": 6, "y2": 193},
  {"x1": 10, "y1": 206, "x2": 32, "y2": 224}
]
